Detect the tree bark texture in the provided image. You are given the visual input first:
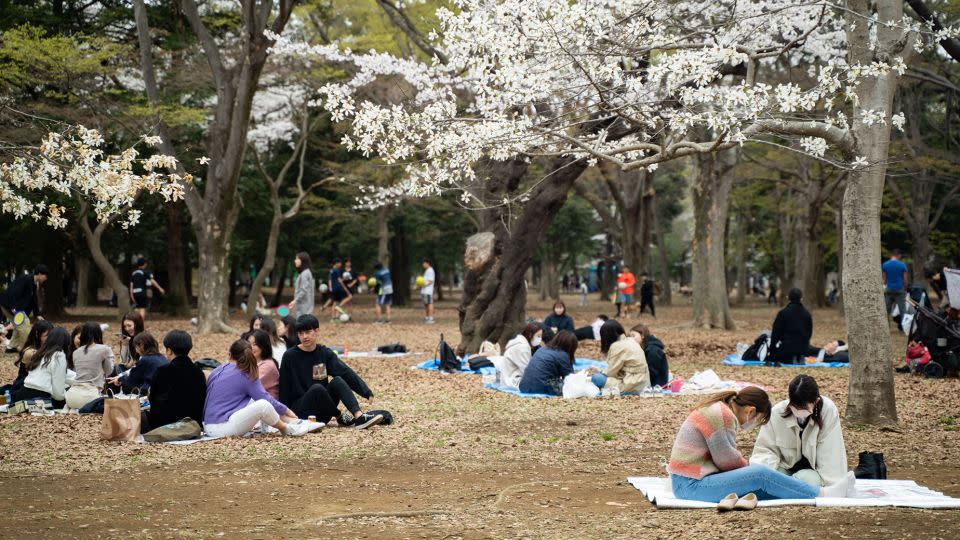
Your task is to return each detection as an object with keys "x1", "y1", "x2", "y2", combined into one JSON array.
[
  {"x1": 75, "y1": 252, "x2": 92, "y2": 307},
  {"x1": 78, "y1": 205, "x2": 130, "y2": 317},
  {"x1": 691, "y1": 148, "x2": 737, "y2": 330},
  {"x1": 164, "y1": 201, "x2": 190, "y2": 315}
]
